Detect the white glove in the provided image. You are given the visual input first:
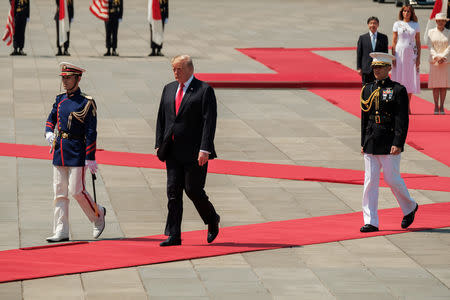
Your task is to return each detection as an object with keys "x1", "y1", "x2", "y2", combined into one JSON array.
[
  {"x1": 45, "y1": 132, "x2": 55, "y2": 146},
  {"x1": 86, "y1": 160, "x2": 98, "y2": 174}
]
